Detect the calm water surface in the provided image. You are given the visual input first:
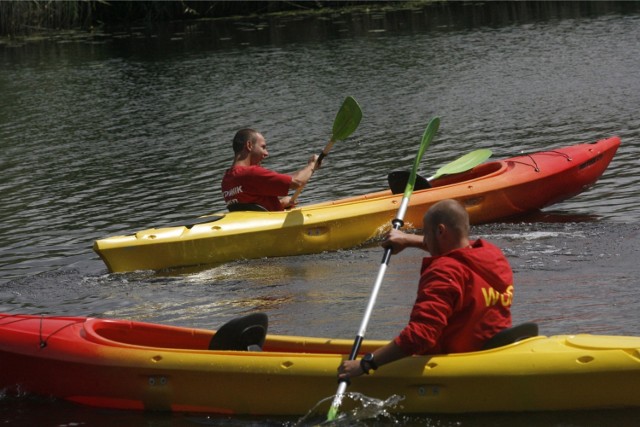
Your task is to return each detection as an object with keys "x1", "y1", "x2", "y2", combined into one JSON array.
[{"x1": 1, "y1": 3, "x2": 640, "y2": 426}]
